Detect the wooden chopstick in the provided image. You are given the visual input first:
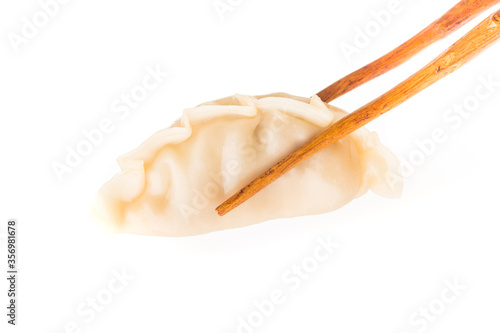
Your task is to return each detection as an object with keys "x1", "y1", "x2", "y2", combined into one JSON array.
[
  {"x1": 216, "y1": 9, "x2": 500, "y2": 216},
  {"x1": 317, "y1": 0, "x2": 500, "y2": 103}
]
